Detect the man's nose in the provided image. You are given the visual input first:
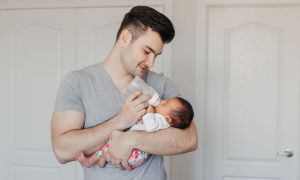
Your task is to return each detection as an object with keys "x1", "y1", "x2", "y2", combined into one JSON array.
[{"x1": 145, "y1": 55, "x2": 155, "y2": 68}]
